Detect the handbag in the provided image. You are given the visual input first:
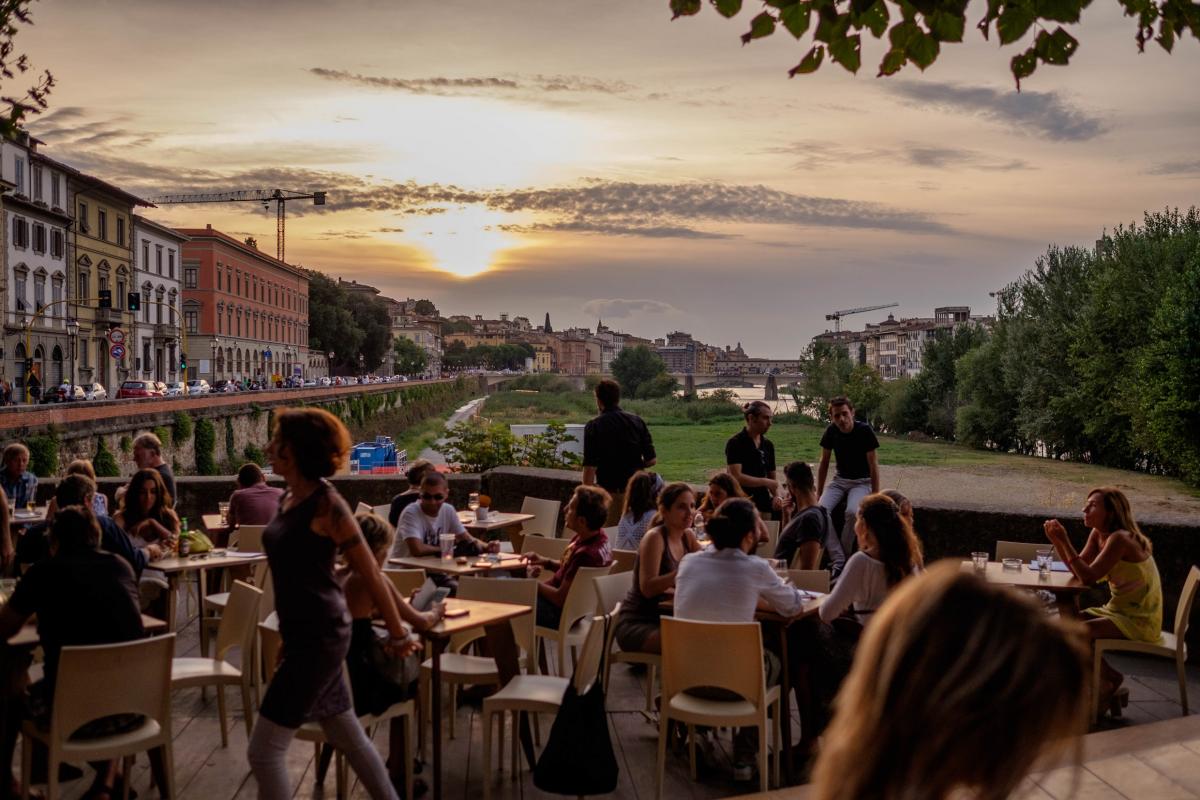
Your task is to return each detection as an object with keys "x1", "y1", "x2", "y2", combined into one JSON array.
[{"x1": 533, "y1": 613, "x2": 619, "y2": 795}]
